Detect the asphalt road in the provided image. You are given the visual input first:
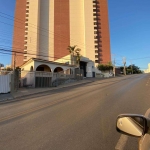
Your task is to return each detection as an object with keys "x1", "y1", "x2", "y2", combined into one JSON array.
[{"x1": 0, "y1": 74, "x2": 150, "y2": 150}]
